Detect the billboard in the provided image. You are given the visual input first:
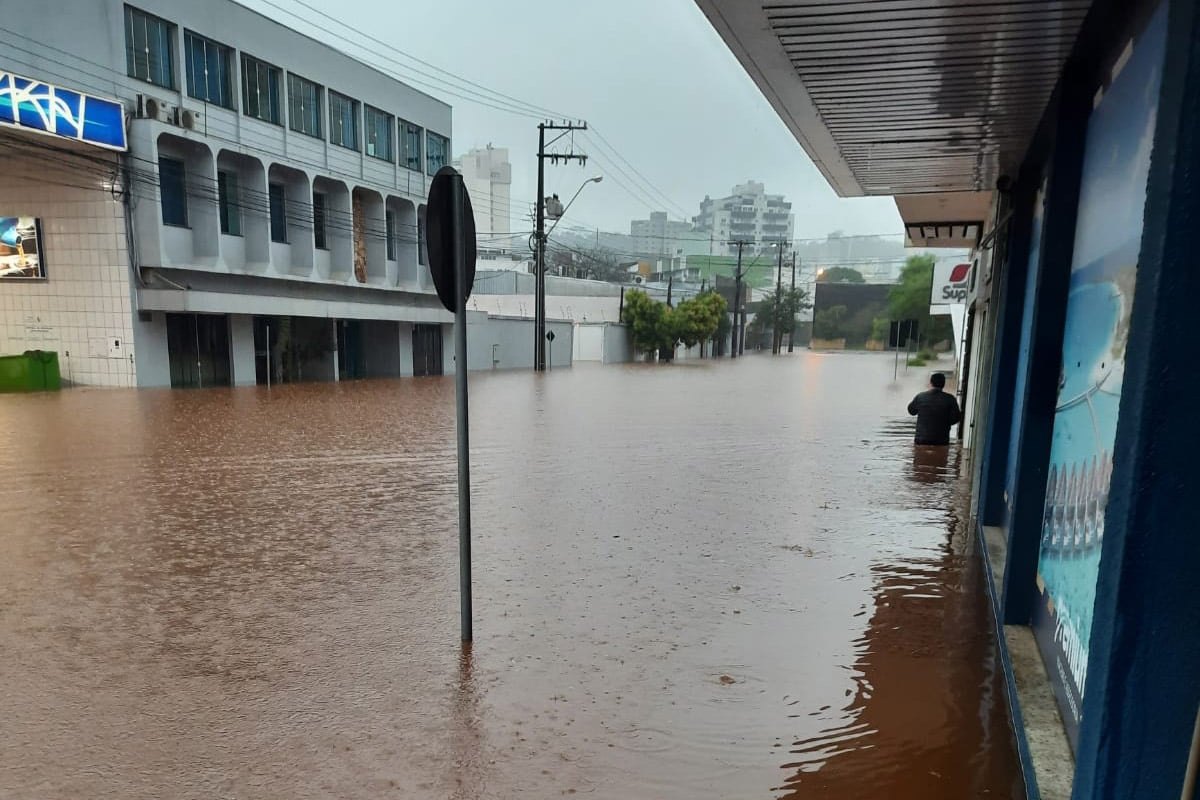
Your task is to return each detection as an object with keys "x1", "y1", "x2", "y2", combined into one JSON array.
[
  {"x1": 1031, "y1": 3, "x2": 1165, "y2": 751},
  {"x1": 930, "y1": 261, "x2": 971, "y2": 305},
  {"x1": 0, "y1": 71, "x2": 126, "y2": 151},
  {"x1": 0, "y1": 217, "x2": 46, "y2": 279}
]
